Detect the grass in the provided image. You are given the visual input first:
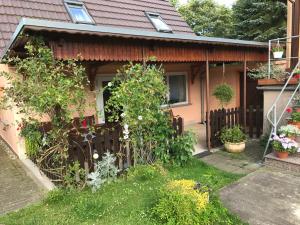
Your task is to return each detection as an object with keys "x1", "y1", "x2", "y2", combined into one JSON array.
[{"x1": 0, "y1": 159, "x2": 246, "y2": 225}]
